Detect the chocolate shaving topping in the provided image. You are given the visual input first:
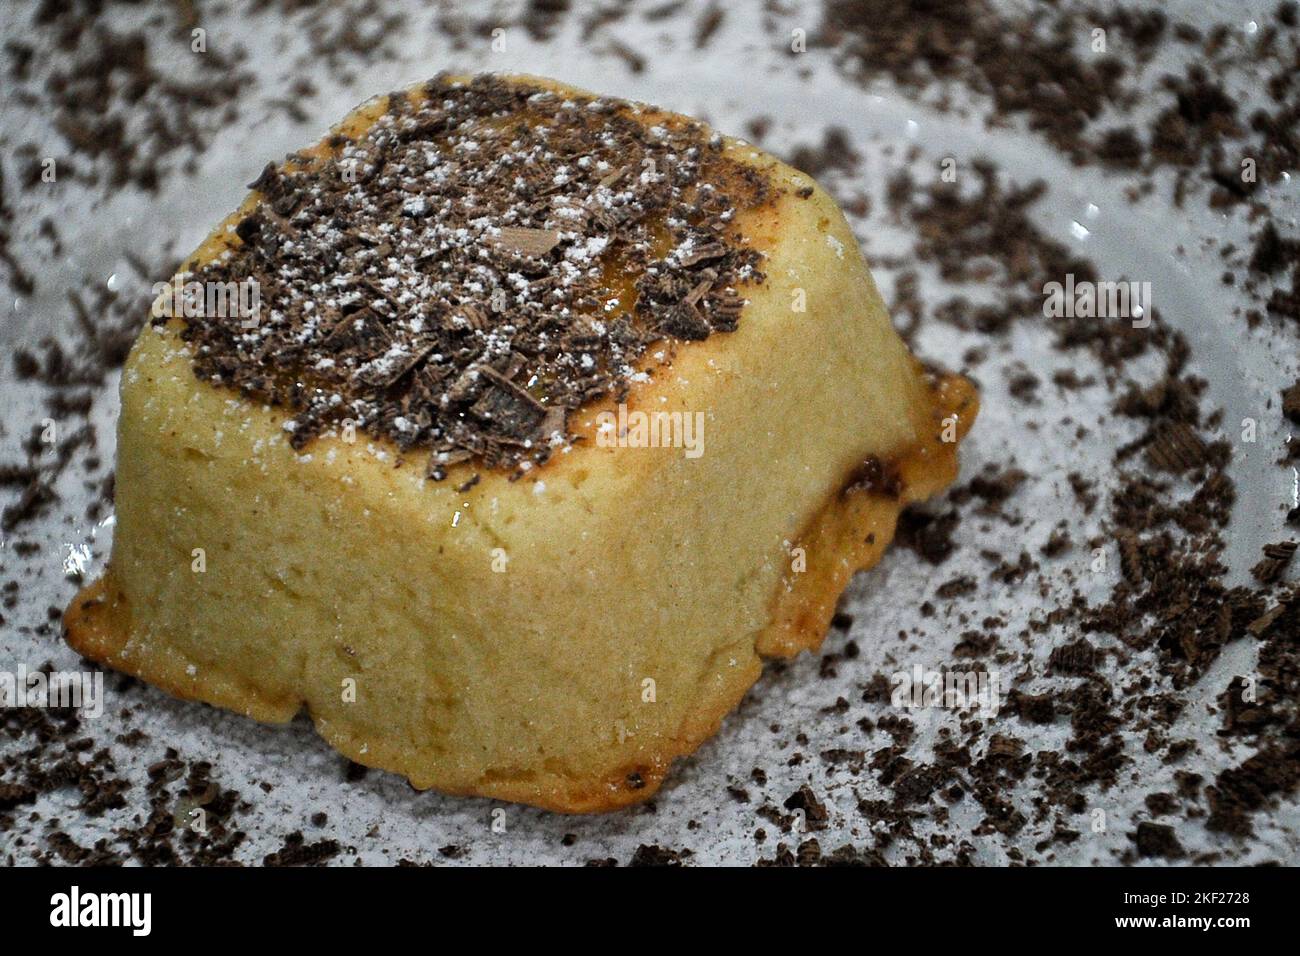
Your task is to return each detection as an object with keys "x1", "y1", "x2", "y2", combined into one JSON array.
[
  {"x1": 488, "y1": 226, "x2": 563, "y2": 257},
  {"x1": 175, "y1": 75, "x2": 774, "y2": 477}
]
